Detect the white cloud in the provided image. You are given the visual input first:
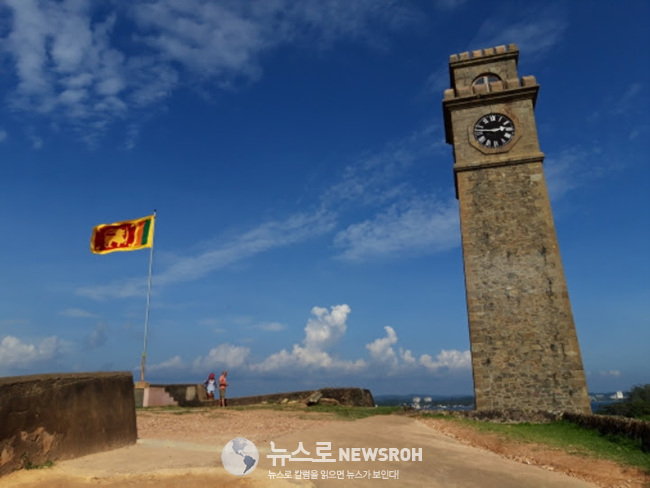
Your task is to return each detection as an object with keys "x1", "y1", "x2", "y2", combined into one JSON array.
[
  {"x1": 425, "y1": 65, "x2": 449, "y2": 95},
  {"x1": 335, "y1": 196, "x2": 459, "y2": 261},
  {"x1": 544, "y1": 147, "x2": 610, "y2": 202},
  {"x1": 426, "y1": 6, "x2": 567, "y2": 95},
  {"x1": 255, "y1": 322, "x2": 286, "y2": 332},
  {"x1": 75, "y1": 276, "x2": 149, "y2": 301},
  {"x1": 0, "y1": 319, "x2": 28, "y2": 326},
  {"x1": 60, "y1": 307, "x2": 98, "y2": 318},
  {"x1": 323, "y1": 124, "x2": 444, "y2": 209},
  {"x1": 1, "y1": 0, "x2": 420, "y2": 145},
  {"x1": 147, "y1": 355, "x2": 187, "y2": 373},
  {"x1": 75, "y1": 121, "x2": 458, "y2": 296},
  {"x1": 613, "y1": 82, "x2": 642, "y2": 115},
  {"x1": 198, "y1": 318, "x2": 221, "y2": 327},
  {"x1": 162, "y1": 304, "x2": 470, "y2": 382},
  {"x1": 434, "y1": 0, "x2": 468, "y2": 10},
  {"x1": 254, "y1": 344, "x2": 366, "y2": 373},
  {"x1": 192, "y1": 343, "x2": 251, "y2": 372},
  {"x1": 153, "y1": 210, "x2": 336, "y2": 286},
  {"x1": 130, "y1": 1, "x2": 266, "y2": 80},
  {"x1": 366, "y1": 325, "x2": 398, "y2": 367},
  {"x1": 73, "y1": 105, "x2": 451, "y2": 301},
  {"x1": 599, "y1": 370, "x2": 621, "y2": 378},
  {"x1": 247, "y1": 305, "x2": 469, "y2": 378},
  {"x1": 271, "y1": 347, "x2": 363, "y2": 372},
  {"x1": 77, "y1": 209, "x2": 336, "y2": 300},
  {"x1": 304, "y1": 305, "x2": 350, "y2": 350},
  {"x1": 419, "y1": 349, "x2": 471, "y2": 372},
  {"x1": 84, "y1": 323, "x2": 108, "y2": 349},
  {"x1": 0, "y1": 129, "x2": 7, "y2": 142},
  {"x1": 251, "y1": 304, "x2": 366, "y2": 373},
  {"x1": 2, "y1": 0, "x2": 128, "y2": 142},
  {"x1": 544, "y1": 148, "x2": 585, "y2": 201},
  {"x1": 31, "y1": 135, "x2": 43, "y2": 149},
  {"x1": 470, "y1": 4, "x2": 568, "y2": 60},
  {"x1": 364, "y1": 326, "x2": 470, "y2": 375},
  {"x1": 0, "y1": 335, "x2": 64, "y2": 369},
  {"x1": 399, "y1": 347, "x2": 417, "y2": 365}
]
